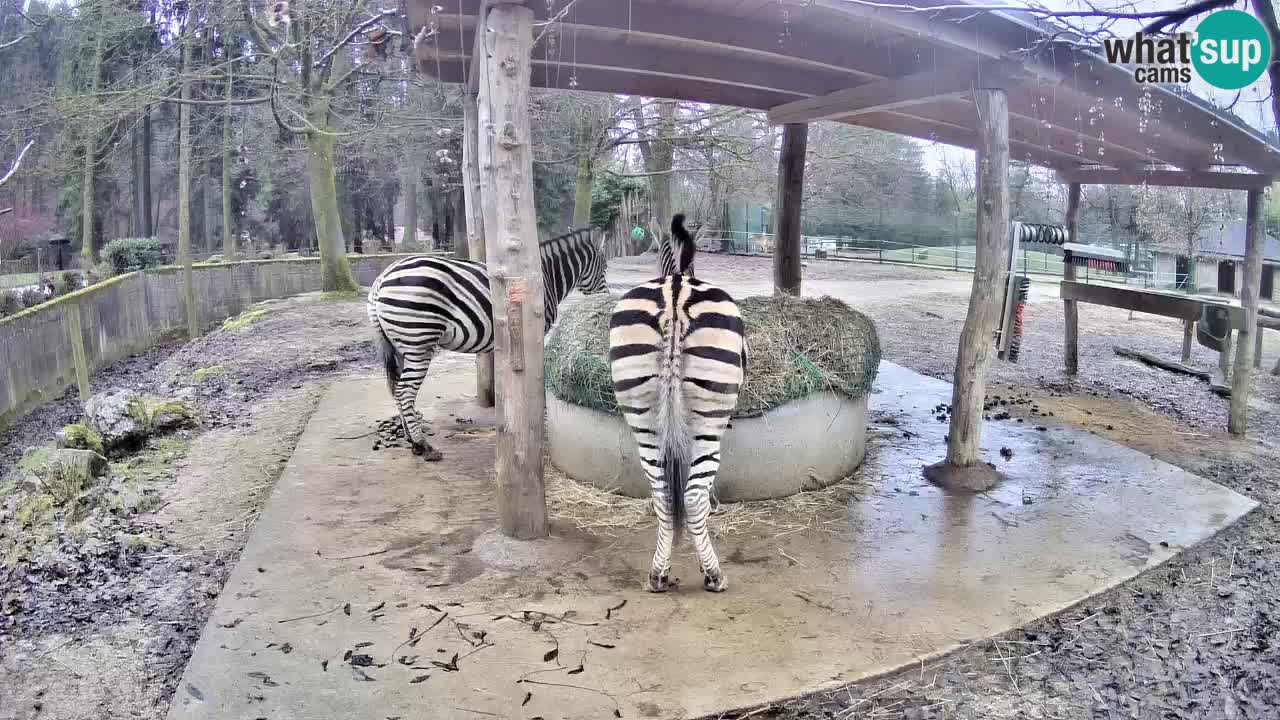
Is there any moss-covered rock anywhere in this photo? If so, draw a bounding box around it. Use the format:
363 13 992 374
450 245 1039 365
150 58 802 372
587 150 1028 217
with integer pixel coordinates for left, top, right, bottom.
85 391 195 452
56 422 106 455
222 307 270 331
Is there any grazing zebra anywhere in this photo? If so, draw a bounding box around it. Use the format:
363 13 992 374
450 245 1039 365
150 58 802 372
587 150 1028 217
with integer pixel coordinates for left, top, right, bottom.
368 228 607 460
609 214 747 593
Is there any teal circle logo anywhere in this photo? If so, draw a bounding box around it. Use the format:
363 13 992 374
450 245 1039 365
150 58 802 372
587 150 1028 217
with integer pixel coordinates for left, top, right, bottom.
1192 10 1271 90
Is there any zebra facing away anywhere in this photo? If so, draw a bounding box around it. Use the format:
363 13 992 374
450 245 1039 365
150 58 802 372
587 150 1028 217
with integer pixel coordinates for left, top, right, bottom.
609 214 747 593
368 228 608 461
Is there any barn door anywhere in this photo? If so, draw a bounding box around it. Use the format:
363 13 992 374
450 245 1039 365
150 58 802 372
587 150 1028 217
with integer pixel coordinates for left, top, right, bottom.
1218 260 1236 294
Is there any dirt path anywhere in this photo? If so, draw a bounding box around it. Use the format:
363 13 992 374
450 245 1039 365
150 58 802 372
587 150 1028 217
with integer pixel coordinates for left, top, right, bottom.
0 293 378 720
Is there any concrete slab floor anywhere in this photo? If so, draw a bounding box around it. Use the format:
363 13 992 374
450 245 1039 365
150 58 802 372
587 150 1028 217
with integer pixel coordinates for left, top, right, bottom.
168 358 1257 720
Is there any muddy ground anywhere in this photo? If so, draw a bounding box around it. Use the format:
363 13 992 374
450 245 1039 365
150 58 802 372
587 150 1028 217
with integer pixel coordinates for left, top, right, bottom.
0 293 377 720
2 256 1278 719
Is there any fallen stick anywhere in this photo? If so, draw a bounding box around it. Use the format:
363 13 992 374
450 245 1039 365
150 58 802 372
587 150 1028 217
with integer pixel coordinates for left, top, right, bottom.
1113 346 1210 380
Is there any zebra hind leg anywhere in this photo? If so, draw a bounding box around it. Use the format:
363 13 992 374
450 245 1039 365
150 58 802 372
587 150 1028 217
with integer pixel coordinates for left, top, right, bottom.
394 348 442 461
639 457 675 592
687 435 727 592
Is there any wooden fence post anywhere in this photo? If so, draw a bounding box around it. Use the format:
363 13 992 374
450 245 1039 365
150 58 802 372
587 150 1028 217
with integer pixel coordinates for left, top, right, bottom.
925 88 1010 492
1063 182 1081 374
773 122 807 295
65 301 91 403
477 0 547 539
463 89 495 408
1229 188 1265 435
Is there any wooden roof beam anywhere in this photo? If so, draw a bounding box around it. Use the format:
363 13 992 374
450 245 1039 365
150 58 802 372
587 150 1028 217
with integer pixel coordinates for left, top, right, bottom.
849 111 1081 170
767 61 1025 125
423 27 852 100
426 0 919 81
1056 168 1273 190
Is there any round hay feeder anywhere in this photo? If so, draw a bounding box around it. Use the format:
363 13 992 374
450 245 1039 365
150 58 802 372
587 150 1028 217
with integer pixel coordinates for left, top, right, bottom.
544 294 881 502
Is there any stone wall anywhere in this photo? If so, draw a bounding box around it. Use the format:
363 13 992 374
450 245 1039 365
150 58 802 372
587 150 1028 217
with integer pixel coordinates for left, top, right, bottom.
0 255 416 429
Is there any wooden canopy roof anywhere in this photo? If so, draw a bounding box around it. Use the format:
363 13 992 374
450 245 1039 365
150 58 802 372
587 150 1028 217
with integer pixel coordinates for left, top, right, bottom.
407 0 1280 179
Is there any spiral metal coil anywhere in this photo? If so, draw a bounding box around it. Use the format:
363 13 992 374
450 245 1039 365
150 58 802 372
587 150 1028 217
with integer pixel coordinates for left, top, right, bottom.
1014 223 1068 246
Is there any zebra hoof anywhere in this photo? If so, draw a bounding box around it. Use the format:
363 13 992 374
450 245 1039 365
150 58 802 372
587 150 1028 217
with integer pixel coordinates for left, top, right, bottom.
645 572 670 593
412 443 444 461
703 572 727 593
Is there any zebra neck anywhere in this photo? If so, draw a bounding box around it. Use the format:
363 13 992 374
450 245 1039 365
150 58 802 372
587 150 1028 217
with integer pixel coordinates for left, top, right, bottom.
539 246 585 308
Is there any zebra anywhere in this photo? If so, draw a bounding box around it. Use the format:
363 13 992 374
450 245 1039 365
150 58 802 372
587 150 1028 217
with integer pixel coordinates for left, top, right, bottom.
368 228 608 460
608 214 747 593
655 216 695 277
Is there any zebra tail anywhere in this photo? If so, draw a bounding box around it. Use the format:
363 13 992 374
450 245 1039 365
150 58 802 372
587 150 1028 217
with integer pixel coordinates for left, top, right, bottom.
656 322 690 540
371 315 402 395
671 213 696 274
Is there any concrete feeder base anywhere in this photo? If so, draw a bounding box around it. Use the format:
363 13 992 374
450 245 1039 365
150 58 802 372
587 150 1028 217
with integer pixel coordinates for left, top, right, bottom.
545 390 868 501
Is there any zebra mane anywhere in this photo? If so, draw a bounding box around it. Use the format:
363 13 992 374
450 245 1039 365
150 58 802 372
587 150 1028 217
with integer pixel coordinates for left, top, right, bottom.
539 227 596 251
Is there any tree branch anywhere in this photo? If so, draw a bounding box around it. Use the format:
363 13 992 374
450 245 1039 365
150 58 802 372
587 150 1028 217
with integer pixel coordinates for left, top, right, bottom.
314 9 397 69
269 59 307 135
1142 0 1236 33
0 139 34 189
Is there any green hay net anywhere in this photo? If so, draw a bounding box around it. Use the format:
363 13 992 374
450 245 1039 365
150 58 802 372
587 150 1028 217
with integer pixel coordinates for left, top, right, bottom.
545 293 881 417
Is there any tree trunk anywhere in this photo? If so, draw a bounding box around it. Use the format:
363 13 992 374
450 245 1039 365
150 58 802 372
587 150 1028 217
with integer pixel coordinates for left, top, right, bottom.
925 88 1010 492
130 125 140 237
478 2 547 539
178 33 199 339
633 99 676 234
773 123 807 295
572 114 594 226
1229 189 1265 435
305 102 358 292
140 108 153 238
463 90 495 408
80 27 105 265
202 160 214 255
403 168 418 251
222 61 235 260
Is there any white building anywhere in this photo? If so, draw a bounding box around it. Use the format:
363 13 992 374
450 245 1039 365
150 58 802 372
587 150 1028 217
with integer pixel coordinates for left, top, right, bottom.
1150 221 1280 301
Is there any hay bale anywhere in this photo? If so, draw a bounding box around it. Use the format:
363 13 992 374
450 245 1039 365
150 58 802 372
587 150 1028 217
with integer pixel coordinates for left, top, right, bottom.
545 293 880 416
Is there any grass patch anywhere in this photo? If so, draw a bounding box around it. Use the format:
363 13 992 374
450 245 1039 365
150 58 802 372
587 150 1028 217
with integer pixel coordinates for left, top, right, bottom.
112 435 190 484
17 447 51 473
191 365 226 383
320 290 364 302
222 307 270 331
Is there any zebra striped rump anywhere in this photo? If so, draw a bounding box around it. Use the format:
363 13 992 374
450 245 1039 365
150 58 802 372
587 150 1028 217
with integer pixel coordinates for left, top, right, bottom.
609 215 745 593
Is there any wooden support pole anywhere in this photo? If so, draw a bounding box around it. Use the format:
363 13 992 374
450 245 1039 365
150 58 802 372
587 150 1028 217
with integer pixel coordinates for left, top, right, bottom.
65 302 91 403
1229 188 1265 435
1063 183 1081 375
1182 318 1194 362
926 88 1009 492
462 89 495 408
1219 331 1233 380
773 122 807 295
477 1 547 539
1255 324 1263 369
